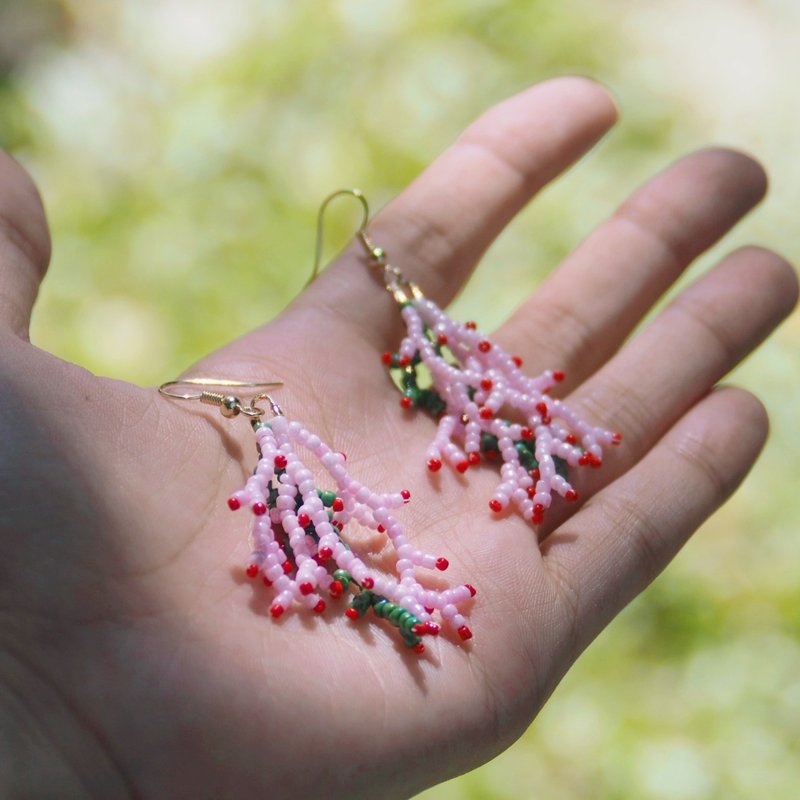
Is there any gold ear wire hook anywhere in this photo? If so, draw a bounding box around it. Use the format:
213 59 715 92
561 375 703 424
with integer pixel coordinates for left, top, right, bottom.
158 378 283 419
309 187 389 287
309 187 424 305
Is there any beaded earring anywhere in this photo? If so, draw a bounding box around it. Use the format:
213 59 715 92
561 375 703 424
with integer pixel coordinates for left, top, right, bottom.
313 189 622 528
159 379 474 653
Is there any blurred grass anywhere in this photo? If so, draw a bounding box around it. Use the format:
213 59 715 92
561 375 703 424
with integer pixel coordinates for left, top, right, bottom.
1 1 798 797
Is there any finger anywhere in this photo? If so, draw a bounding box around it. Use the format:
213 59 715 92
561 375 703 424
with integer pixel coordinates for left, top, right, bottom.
495 148 768 387
295 77 618 342
0 152 51 339
540 246 797 533
540 386 768 658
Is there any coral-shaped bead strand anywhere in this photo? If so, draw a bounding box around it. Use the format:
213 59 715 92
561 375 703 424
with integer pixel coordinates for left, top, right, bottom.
386 296 622 525
229 414 474 651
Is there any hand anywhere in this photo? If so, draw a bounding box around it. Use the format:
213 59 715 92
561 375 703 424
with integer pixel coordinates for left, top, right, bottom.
1 77 796 799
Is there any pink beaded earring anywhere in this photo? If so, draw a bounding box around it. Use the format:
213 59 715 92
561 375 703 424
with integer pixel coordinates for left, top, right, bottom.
313 189 622 528
158 379 474 653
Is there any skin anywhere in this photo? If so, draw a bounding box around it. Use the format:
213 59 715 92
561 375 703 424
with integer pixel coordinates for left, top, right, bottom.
0 77 796 798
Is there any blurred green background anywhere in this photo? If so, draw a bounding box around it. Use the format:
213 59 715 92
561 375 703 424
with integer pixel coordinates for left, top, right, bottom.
1 0 798 797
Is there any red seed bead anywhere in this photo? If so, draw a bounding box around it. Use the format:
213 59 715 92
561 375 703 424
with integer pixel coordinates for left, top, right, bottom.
227 496 241 511
381 351 393 365
274 454 288 469
456 460 470 474
533 503 545 515
437 334 448 346
425 621 440 635
427 457 442 473
436 557 449 571
612 432 623 444
485 449 499 460
413 623 427 636
532 514 544 525
282 560 293 574
299 582 313 596
520 427 533 440
297 512 311 528
400 489 411 502
565 434 577 445
512 355 523 367
479 407 493 420
262 576 272 587
467 451 481 465
345 607 360 621
377 524 385 533
480 378 493 391
535 402 548 416
413 642 426 654
399 396 413 410
318 546 333 561
270 604 284 619
332 498 345 512
398 355 411 368
530 468 541 481
527 486 536 499
477 340 491 353
565 489 579 502
578 454 591 466
329 580 343 597
489 499 503 513
457 625 473 641
252 502 267 516
361 577 374 589
553 370 565 382
245 563 259 578
465 584 477 598
314 599 326 614
465 321 477 330
424 607 434 614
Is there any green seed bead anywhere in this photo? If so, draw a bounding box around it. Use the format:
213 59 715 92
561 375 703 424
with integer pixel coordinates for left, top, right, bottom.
402 372 419 390
481 433 499 451
318 490 337 507
353 591 373 613
399 612 419 634
372 598 388 617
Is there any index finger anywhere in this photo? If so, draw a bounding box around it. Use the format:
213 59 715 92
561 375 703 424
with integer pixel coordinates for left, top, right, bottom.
293 77 618 345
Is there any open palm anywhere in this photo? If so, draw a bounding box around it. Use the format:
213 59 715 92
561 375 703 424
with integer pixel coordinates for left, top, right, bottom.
1 78 796 799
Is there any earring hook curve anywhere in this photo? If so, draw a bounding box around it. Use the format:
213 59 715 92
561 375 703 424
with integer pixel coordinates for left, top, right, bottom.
308 187 371 287
158 378 284 419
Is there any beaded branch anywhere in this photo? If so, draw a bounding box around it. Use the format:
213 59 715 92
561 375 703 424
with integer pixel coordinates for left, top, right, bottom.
310 187 622 528
228 412 474 652
381 297 621 525
157 381 475 653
